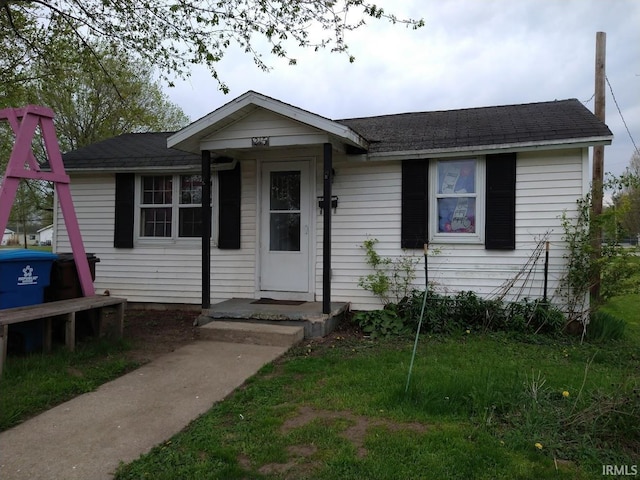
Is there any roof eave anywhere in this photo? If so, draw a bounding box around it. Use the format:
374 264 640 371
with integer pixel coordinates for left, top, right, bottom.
63 164 201 174
355 136 613 161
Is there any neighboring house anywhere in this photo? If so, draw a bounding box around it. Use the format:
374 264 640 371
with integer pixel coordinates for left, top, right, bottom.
36 224 54 246
54 91 612 310
1 228 14 246
10 231 38 246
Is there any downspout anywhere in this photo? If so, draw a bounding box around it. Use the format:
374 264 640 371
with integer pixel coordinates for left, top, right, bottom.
322 143 332 314
202 150 212 309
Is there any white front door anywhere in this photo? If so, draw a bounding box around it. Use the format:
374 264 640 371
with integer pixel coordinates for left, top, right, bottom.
260 160 311 294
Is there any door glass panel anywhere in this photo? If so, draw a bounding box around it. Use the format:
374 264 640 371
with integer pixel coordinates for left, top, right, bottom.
269 170 301 251
270 171 300 210
270 213 301 251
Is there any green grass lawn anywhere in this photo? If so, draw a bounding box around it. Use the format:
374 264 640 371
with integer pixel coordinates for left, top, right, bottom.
0 245 52 252
114 296 640 480
600 293 640 338
0 338 138 431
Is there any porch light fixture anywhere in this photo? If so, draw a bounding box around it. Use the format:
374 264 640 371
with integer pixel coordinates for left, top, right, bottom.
251 136 269 147
318 195 339 213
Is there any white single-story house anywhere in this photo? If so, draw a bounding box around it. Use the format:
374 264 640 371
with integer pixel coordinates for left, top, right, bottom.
2 228 14 246
37 224 53 245
54 91 612 312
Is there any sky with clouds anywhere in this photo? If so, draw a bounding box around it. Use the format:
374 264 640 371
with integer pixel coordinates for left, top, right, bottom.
164 0 640 177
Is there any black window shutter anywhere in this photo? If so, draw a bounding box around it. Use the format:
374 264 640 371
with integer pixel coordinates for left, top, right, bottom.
114 173 135 248
401 160 429 249
485 153 516 250
218 162 241 249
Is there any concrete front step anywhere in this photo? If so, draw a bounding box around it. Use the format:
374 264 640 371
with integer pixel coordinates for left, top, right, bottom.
199 320 304 347
198 299 350 338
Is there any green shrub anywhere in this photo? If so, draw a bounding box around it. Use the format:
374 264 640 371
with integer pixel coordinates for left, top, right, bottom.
398 290 456 334
358 290 567 338
507 298 565 334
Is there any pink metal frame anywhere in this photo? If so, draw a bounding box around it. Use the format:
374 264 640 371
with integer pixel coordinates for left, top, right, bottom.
0 105 95 296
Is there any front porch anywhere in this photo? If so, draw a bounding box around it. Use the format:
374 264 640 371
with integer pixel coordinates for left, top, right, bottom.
197 298 350 338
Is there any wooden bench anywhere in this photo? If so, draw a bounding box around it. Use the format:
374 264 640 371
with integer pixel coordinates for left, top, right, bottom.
0 295 127 375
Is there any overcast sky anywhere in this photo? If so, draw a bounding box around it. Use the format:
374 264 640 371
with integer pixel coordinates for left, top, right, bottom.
164 0 640 178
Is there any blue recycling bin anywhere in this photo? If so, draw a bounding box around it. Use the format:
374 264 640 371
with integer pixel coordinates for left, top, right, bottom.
0 249 58 352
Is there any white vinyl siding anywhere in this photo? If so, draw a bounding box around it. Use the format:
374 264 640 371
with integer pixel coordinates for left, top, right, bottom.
55 146 586 310
315 148 587 310
315 160 402 309
54 163 258 304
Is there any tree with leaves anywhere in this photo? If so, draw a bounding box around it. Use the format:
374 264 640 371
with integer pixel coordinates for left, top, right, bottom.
7 181 53 248
1 26 190 242
31 35 190 151
0 1 423 92
612 151 640 242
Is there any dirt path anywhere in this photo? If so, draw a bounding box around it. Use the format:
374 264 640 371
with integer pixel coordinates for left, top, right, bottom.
122 308 201 363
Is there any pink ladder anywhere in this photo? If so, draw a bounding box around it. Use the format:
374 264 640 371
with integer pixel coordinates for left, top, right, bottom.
0 105 95 296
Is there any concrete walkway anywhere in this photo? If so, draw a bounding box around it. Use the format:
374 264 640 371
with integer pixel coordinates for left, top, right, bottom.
0 340 290 479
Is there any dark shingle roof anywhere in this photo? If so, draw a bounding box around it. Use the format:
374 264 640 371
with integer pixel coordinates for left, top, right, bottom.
337 99 612 154
62 132 196 170
61 99 611 170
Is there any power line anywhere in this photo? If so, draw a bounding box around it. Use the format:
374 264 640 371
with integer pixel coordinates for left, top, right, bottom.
582 92 595 104
605 75 640 156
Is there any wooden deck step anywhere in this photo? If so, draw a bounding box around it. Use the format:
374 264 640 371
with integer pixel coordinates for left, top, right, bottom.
198 321 304 347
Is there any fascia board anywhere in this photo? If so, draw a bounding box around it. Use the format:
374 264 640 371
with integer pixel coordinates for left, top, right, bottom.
353 136 614 161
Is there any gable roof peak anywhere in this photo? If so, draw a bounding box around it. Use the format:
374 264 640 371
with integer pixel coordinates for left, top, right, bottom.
167 90 368 153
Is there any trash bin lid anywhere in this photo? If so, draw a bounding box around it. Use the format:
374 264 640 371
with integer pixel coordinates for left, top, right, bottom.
55 252 97 261
0 249 58 262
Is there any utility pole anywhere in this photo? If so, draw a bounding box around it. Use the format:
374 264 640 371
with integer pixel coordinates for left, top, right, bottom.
590 31 606 302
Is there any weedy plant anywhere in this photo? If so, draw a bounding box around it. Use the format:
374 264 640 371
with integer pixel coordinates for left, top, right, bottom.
585 311 626 342
357 238 420 306
355 238 421 338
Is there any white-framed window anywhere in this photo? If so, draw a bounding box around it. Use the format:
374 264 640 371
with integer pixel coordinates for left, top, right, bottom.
137 173 213 241
430 157 485 244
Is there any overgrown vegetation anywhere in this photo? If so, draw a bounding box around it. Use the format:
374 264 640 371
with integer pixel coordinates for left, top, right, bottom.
356 290 566 339
560 173 640 322
356 239 565 339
